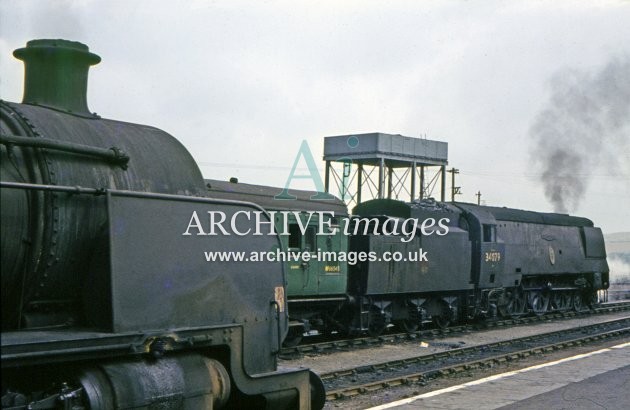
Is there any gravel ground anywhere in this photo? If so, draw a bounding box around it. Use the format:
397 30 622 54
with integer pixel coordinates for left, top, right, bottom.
282 311 630 376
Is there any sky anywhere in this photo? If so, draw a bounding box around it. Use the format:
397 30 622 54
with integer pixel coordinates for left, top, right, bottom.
1 0 629 233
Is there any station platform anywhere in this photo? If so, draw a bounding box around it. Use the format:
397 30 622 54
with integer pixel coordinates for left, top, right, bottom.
368 341 630 410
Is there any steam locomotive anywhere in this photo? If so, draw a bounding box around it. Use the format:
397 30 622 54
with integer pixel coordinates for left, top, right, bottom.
1 40 324 409
206 178 610 343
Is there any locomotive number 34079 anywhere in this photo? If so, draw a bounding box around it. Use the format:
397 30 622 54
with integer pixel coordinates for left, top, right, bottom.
484 251 501 262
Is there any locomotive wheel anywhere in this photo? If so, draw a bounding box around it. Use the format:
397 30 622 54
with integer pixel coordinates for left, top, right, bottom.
553 292 572 311
395 302 421 332
399 320 418 333
433 314 450 329
432 300 452 329
504 291 526 318
367 306 387 337
572 292 585 312
529 291 549 316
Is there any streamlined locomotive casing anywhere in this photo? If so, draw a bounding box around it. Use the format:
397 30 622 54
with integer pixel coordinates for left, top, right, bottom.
456 203 609 291
1 39 321 409
351 198 609 322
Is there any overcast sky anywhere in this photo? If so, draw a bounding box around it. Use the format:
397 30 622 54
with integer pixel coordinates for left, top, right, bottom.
1 0 629 233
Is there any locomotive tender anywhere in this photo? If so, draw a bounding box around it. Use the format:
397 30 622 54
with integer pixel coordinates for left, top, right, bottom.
207 174 610 340
1 39 323 409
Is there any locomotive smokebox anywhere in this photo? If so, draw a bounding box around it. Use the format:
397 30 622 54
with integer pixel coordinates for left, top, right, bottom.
13 39 100 115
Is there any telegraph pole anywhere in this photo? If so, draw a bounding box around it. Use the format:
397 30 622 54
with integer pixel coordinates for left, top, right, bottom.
448 168 461 202
476 191 482 205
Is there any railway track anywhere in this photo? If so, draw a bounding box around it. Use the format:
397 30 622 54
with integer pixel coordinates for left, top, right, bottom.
322 316 630 402
281 300 630 356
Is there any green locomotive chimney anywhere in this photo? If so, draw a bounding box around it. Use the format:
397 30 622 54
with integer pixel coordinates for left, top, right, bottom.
13 39 101 115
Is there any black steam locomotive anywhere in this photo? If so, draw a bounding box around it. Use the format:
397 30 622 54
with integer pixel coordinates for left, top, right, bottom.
347 198 610 332
206 178 610 340
1 40 323 409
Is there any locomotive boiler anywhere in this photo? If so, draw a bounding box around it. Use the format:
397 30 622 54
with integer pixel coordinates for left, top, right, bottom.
1 39 323 409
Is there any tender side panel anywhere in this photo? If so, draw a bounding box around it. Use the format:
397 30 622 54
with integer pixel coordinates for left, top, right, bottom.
353 228 471 295
106 192 286 376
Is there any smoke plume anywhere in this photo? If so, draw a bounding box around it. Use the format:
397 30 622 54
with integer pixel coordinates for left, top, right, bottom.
608 254 630 285
529 57 630 213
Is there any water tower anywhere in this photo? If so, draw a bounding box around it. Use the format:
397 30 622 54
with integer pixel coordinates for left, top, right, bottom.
323 132 448 209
